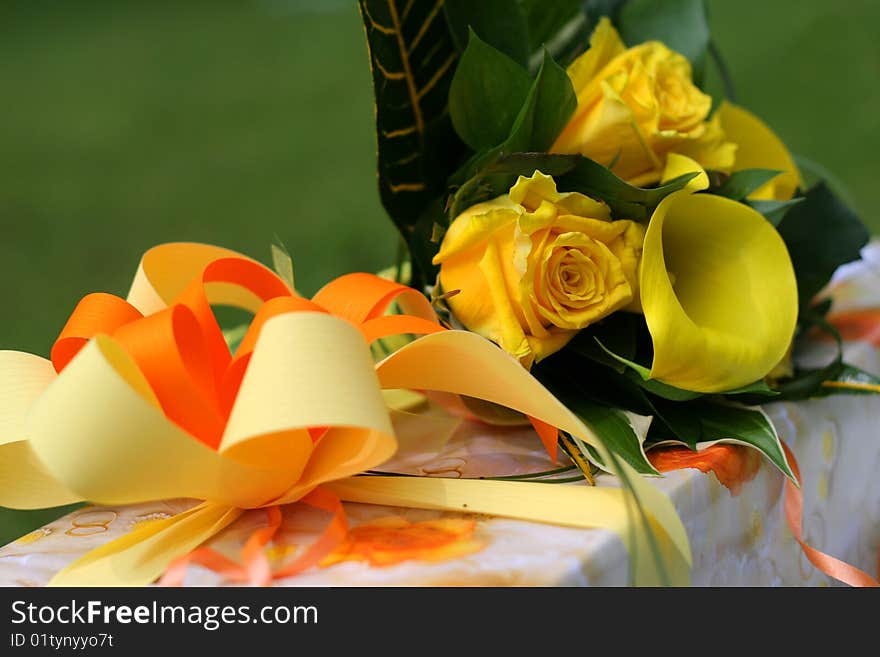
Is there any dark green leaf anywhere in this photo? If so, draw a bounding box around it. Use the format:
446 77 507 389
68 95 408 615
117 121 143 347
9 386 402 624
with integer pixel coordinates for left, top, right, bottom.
541 379 658 475
714 169 781 201
772 315 844 402
449 31 533 151
533 351 657 420
566 313 639 373
583 0 628 32
645 397 702 450
701 404 795 480
444 0 530 67
449 52 577 192
776 182 869 311
408 197 447 288
774 361 845 402
594 339 705 401
745 197 804 227
358 0 466 288
707 40 737 103
637 378 705 402
593 337 780 402
520 0 583 50
506 49 578 153
721 379 779 398
617 0 710 65
809 297 834 319
556 157 697 220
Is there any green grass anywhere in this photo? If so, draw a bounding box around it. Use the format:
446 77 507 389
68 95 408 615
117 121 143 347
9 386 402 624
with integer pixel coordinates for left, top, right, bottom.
1 0 878 546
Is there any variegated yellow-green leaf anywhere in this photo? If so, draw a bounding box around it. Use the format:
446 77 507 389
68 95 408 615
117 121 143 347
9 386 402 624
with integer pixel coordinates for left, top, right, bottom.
358 0 465 286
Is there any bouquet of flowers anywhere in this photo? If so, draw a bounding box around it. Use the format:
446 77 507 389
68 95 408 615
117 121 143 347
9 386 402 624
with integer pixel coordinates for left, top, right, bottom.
359 0 874 480
1 0 876 587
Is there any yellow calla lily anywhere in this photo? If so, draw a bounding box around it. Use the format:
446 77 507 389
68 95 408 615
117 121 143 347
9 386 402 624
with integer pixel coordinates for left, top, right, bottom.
640 173 798 392
718 102 803 201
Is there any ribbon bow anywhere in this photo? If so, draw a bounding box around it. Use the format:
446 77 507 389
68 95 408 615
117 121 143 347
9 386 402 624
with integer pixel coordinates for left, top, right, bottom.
0 243 690 586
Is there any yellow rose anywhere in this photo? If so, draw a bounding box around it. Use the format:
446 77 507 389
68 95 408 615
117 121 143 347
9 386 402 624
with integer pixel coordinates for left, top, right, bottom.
552 17 736 186
433 172 645 367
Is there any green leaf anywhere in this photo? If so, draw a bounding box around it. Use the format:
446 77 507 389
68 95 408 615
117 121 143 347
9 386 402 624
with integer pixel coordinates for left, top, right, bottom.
594 338 704 401
358 0 466 289
721 379 779 398
812 363 880 397
444 0 530 67
714 169 782 201
534 349 657 417
270 242 295 291
707 40 737 103
520 0 583 50
637 378 705 402
449 31 533 151
449 52 577 192
448 152 579 218
745 197 804 227
505 49 578 153
645 397 702 449
408 197 448 287
566 313 639 373
584 0 628 32
776 182 869 311
650 399 796 481
592 337 778 402
617 0 710 65
697 403 796 481
223 324 249 355
771 314 844 402
556 157 697 220
543 380 659 475
594 337 651 379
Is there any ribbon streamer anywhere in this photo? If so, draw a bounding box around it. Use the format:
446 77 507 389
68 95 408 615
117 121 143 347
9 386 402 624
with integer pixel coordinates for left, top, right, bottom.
780 443 879 587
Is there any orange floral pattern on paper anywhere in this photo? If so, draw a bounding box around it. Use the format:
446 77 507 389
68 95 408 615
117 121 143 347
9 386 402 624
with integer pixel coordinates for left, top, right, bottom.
321 517 484 568
648 444 762 496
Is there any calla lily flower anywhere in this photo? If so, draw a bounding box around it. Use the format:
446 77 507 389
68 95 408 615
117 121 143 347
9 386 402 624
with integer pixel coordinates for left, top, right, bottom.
640 158 799 392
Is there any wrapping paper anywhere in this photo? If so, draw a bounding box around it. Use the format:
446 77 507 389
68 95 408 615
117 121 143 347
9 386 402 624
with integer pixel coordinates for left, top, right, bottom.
1 384 878 586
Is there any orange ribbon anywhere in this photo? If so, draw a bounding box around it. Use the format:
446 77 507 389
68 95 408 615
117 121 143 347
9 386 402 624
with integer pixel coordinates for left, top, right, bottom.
160 489 348 586
649 444 762 496
826 309 880 346
654 442 879 586
780 443 879 587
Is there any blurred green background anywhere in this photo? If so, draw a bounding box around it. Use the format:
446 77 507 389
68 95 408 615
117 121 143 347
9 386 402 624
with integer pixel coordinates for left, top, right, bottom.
1 0 878 545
